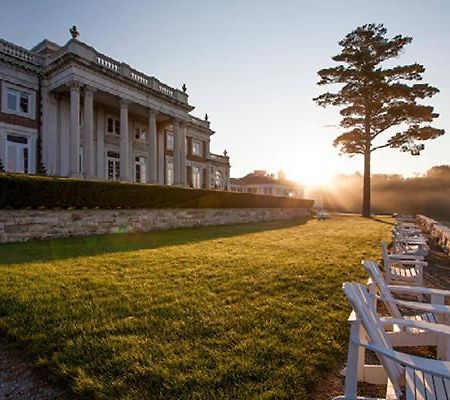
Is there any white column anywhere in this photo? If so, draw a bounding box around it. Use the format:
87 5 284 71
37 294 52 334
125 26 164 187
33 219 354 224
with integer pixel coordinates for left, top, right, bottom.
148 109 158 183
173 119 181 185
157 125 165 184
119 99 130 181
59 97 70 176
42 92 58 175
83 86 95 179
205 164 211 189
96 108 105 179
29 135 37 174
179 122 187 186
69 81 81 177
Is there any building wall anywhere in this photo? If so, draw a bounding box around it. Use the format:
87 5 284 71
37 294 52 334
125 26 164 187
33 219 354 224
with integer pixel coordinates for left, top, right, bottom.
0 62 39 173
0 207 310 243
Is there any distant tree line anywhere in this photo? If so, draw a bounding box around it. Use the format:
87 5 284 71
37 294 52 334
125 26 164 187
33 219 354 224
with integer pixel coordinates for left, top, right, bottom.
315 165 450 221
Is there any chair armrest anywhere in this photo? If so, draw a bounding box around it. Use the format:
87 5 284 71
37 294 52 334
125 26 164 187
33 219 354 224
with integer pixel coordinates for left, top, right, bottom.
391 259 428 266
381 318 450 335
388 254 424 261
363 341 450 380
381 298 450 314
388 285 450 298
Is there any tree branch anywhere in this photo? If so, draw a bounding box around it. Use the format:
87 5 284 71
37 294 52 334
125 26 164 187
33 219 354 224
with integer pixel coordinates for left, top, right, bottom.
371 143 392 152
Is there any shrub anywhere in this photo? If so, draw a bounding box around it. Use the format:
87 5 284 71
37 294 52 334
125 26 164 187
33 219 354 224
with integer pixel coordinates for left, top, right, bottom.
0 174 314 210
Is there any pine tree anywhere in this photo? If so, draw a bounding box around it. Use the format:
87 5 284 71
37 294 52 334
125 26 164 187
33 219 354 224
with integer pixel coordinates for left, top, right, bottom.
0 158 4 173
313 23 444 217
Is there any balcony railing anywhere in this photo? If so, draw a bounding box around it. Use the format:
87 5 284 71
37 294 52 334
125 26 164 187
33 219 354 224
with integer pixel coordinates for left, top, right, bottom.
0 38 44 66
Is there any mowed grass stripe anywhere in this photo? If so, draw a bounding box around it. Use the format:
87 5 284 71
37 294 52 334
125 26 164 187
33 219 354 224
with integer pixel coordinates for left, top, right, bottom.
0 215 392 399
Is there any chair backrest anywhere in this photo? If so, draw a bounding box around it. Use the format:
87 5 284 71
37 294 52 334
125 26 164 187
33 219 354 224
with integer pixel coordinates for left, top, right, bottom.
380 241 391 270
362 260 402 319
342 282 403 397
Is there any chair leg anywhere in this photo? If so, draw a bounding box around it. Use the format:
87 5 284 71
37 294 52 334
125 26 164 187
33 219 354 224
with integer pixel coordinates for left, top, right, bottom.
344 319 362 398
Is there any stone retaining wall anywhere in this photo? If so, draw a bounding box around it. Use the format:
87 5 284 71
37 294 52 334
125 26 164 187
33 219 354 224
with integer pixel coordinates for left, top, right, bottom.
0 208 310 243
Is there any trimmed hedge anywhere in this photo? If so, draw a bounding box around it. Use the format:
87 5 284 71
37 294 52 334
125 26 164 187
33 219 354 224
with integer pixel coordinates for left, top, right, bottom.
0 174 314 210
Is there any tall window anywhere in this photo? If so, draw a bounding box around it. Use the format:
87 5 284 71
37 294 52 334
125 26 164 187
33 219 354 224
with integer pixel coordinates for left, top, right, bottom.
134 127 147 142
166 159 174 185
135 156 147 183
6 89 31 116
192 166 202 189
214 170 222 188
107 117 120 136
192 139 202 156
5 134 30 173
107 151 120 181
166 132 174 150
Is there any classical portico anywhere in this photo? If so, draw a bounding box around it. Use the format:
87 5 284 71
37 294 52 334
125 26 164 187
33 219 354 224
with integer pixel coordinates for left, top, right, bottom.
60 79 191 186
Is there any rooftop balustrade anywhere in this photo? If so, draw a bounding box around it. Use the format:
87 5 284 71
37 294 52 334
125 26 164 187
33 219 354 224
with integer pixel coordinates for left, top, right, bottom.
188 115 211 129
0 38 44 66
67 40 188 104
0 37 188 105
210 153 229 163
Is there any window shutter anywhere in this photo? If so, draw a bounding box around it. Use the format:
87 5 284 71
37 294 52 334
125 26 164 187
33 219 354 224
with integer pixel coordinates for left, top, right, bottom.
203 142 207 158
187 166 193 187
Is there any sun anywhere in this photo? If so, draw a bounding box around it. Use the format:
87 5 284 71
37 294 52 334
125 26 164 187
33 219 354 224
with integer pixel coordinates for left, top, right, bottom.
296 168 332 187
284 151 336 187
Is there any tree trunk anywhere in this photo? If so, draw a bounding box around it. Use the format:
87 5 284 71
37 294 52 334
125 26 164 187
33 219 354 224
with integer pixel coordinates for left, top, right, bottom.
362 149 371 217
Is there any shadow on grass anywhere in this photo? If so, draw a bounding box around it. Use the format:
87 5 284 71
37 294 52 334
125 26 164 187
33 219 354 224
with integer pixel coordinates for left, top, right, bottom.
368 216 395 226
0 218 309 265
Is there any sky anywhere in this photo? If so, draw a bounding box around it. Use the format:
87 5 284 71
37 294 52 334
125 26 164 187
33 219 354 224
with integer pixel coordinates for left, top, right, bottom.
1 0 449 186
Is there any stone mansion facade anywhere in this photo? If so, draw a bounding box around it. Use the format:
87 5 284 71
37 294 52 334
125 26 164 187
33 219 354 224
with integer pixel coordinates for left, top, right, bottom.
0 30 230 189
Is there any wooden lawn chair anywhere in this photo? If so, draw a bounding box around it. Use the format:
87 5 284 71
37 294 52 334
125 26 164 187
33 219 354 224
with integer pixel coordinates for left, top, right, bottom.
381 241 426 287
333 282 450 400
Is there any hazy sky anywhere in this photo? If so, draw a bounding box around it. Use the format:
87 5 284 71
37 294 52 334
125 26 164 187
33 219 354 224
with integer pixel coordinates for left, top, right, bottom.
1 0 449 185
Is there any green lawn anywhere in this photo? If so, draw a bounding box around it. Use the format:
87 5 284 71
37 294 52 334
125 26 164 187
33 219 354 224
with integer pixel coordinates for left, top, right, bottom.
0 215 392 399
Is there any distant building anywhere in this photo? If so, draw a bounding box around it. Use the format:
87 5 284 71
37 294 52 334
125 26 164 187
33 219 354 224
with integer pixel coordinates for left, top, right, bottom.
229 170 304 198
0 29 230 189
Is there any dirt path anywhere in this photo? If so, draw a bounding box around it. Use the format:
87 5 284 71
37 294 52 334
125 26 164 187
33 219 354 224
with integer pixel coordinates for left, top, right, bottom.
0 337 64 399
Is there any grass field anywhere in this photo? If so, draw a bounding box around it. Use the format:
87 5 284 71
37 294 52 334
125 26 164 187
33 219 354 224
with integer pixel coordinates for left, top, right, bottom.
0 215 392 399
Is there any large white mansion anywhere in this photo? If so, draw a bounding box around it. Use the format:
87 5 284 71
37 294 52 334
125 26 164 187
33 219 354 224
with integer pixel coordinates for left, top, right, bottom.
0 28 230 189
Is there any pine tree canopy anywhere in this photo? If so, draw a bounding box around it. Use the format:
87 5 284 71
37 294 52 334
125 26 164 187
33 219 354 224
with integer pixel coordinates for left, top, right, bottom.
313 23 444 157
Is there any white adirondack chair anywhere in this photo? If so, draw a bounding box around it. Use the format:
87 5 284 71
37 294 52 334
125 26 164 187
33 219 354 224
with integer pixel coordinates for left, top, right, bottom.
392 230 429 257
333 282 450 400
317 210 329 220
381 241 426 286
363 260 450 358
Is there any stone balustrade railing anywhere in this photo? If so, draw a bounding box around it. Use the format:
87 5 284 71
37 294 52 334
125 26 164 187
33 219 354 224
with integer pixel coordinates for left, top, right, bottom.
0 38 44 66
0 36 189 104
188 115 210 129
81 42 188 104
417 214 450 253
210 153 229 163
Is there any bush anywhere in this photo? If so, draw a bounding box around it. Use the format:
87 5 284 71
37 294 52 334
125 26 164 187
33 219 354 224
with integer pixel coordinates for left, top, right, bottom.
0 174 314 210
